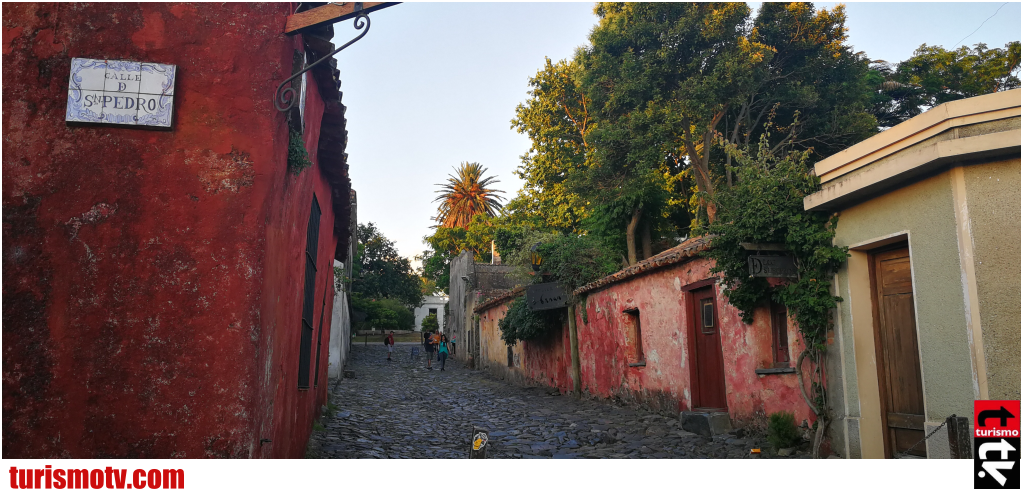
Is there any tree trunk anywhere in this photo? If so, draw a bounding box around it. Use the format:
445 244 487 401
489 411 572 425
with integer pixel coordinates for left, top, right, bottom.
640 219 652 261
568 303 582 397
626 207 641 265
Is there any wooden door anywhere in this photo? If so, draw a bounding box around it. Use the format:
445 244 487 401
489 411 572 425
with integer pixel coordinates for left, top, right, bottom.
690 287 728 411
871 246 926 458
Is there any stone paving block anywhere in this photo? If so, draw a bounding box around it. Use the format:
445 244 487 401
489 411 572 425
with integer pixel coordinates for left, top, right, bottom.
304 344 810 459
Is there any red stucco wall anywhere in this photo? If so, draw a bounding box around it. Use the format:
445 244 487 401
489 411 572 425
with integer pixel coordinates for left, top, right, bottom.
478 302 573 390
254 50 338 458
477 256 815 427
3 3 339 458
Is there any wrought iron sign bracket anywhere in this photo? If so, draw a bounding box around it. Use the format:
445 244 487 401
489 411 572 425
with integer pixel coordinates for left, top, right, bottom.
274 12 371 112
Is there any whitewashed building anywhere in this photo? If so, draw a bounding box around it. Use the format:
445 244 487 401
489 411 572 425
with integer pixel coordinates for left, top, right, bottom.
414 294 448 332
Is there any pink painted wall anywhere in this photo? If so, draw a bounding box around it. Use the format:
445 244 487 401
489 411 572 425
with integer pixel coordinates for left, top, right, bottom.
476 256 815 427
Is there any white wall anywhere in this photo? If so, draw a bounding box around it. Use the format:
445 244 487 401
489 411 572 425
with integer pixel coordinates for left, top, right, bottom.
328 260 352 381
414 294 448 332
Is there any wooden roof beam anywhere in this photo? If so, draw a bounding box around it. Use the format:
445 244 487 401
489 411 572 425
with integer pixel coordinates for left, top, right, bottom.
285 2 400 34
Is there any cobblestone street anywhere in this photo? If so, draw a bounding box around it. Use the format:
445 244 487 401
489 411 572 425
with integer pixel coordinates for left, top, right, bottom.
307 344 808 459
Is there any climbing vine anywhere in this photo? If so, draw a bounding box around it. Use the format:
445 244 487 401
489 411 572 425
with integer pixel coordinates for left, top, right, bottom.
288 128 312 174
498 296 563 346
704 136 849 458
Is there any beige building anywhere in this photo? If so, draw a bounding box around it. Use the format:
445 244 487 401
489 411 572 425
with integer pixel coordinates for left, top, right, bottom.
805 89 1021 459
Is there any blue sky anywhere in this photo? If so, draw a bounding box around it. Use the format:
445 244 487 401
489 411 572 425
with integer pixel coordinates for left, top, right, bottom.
330 1 1021 262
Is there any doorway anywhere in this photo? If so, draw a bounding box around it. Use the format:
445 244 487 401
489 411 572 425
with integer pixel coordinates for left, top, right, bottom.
689 286 727 411
870 245 926 458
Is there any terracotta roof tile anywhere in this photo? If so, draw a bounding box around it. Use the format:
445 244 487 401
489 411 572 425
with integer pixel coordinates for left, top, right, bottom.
473 286 526 314
472 236 715 312
573 236 714 295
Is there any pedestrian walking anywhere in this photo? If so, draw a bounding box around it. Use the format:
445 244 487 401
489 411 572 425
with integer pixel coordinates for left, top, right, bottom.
450 333 457 356
424 330 435 370
438 334 450 371
385 331 394 361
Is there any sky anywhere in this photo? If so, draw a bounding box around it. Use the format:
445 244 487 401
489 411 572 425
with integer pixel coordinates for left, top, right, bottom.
330 1 1022 263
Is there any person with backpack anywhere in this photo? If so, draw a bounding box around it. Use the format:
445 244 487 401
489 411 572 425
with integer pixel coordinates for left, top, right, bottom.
384 331 394 361
423 329 435 370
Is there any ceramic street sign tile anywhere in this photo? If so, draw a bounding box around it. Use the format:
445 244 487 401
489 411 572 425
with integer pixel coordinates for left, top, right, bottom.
66 57 176 128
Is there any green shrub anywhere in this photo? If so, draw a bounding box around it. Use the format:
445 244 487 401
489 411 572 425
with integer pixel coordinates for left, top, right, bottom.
536 234 621 292
498 296 562 345
351 296 414 330
420 313 439 333
766 411 800 449
288 128 312 174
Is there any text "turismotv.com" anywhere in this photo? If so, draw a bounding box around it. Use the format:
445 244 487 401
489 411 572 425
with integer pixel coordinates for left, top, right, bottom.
9 466 184 490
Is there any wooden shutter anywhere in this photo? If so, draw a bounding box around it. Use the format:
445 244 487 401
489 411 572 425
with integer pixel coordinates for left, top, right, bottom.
772 302 790 365
298 196 321 389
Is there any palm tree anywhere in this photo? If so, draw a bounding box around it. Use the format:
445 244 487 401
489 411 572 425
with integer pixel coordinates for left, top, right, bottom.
433 162 506 228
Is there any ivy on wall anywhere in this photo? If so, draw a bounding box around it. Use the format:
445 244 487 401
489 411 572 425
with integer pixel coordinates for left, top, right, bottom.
498 296 563 346
288 128 312 175
703 136 849 457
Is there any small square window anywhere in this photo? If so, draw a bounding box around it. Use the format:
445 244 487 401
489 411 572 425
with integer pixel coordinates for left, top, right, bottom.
701 299 714 328
772 302 790 366
624 308 644 366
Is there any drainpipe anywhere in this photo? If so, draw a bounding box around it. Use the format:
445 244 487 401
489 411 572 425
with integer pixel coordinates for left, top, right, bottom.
567 303 581 397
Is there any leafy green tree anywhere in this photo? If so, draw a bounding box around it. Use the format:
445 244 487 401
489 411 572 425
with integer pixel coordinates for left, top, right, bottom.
351 296 415 330
419 214 498 294
352 222 423 309
508 2 878 262
580 2 773 231
420 313 439 333
870 42 1021 127
509 57 593 234
730 3 877 158
433 162 506 228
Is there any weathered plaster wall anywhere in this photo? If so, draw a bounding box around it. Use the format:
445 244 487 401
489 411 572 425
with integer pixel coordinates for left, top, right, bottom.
474 257 813 427
575 260 811 424
447 250 472 355
328 261 352 381
2 3 339 458
478 302 510 376
252 36 338 459
964 158 1022 400
477 299 572 389
831 171 974 458
414 295 448 332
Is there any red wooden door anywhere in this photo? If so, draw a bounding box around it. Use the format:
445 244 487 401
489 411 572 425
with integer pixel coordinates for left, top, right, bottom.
871 246 926 458
691 287 727 411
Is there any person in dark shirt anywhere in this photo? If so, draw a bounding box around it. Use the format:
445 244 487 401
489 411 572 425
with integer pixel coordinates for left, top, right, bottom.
423 329 435 370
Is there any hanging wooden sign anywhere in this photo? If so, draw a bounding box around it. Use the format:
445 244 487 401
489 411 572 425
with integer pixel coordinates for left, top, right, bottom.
527 282 568 311
748 255 798 278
